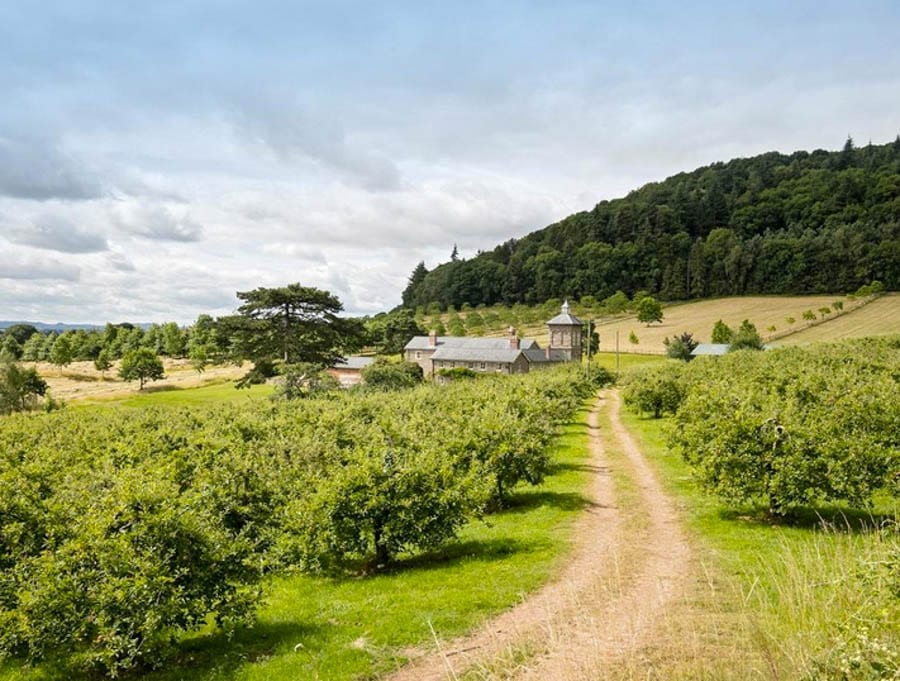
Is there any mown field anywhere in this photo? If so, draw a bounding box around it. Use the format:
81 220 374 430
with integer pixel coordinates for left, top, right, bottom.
419 294 892 354
775 293 900 346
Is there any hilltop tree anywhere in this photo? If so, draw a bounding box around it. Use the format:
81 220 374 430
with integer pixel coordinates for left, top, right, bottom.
118 348 165 390
401 261 429 308
636 296 664 325
227 283 364 367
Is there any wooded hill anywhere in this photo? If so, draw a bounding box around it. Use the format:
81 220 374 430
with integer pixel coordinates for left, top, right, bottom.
403 137 900 310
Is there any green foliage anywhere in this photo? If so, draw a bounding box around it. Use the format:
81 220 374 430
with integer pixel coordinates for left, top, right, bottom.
664 332 698 361
227 283 363 366
622 363 686 418
93 349 112 375
711 319 734 343
663 338 900 515
628 330 639 344
729 319 764 351
402 141 900 309
0 367 591 674
802 309 817 321
436 367 477 380
603 290 630 314
118 348 165 389
360 360 423 390
0 358 48 414
272 363 341 400
49 334 74 370
365 309 424 355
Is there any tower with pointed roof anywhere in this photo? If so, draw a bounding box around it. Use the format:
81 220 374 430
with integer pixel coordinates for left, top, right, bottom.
546 299 583 361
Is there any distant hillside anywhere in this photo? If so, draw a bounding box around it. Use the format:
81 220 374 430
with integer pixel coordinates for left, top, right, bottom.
0 321 102 333
403 138 900 309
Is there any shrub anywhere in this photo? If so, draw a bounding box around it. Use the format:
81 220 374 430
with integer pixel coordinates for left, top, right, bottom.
664 332 698 361
622 364 686 418
0 358 48 414
361 360 423 390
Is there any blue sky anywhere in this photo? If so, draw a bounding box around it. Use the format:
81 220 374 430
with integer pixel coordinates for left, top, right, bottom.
1 1 899 322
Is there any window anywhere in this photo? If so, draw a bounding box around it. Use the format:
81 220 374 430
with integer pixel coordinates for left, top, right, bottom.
480 362 486 370
415 351 421 359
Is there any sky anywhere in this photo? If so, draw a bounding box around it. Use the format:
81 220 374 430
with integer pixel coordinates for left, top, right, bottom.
1 1 899 324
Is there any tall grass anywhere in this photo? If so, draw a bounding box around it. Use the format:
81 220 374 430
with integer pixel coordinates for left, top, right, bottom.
616 410 899 680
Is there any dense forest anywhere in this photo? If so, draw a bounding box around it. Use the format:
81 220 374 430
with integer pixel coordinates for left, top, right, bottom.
403 137 900 309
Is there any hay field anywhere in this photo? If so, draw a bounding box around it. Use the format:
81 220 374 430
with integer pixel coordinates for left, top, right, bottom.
773 293 899 346
589 295 857 354
30 358 247 403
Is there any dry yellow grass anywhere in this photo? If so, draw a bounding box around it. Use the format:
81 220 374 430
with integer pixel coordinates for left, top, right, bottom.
773 293 900 346
588 295 859 354
29 358 247 403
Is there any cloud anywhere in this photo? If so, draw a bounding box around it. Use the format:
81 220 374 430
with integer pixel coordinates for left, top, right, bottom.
232 98 403 191
110 201 203 242
0 252 81 281
0 136 105 200
5 213 109 253
106 251 136 272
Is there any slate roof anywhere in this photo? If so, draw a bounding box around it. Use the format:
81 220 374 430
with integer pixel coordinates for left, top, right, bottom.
691 343 730 356
405 335 538 351
332 356 376 369
431 347 524 363
522 347 570 363
546 300 583 326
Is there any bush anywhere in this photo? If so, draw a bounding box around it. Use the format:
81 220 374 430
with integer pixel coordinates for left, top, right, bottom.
273 362 341 399
361 360 423 390
622 364 686 418
664 332 698 361
668 340 899 515
729 319 764 351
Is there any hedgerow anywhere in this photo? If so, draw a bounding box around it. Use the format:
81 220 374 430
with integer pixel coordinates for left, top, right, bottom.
0 365 591 674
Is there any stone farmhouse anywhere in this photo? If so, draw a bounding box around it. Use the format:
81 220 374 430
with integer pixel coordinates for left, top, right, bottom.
404 301 584 377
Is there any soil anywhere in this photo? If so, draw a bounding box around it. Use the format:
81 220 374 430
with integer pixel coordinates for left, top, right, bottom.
384 389 692 680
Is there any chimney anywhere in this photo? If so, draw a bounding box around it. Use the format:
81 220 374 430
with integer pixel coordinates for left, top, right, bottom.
428 329 438 347
508 326 519 350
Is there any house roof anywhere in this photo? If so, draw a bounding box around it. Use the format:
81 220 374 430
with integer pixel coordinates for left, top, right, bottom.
405 335 538 351
691 343 730 356
332 356 376 370
547 300 583 326
522 347 570 363
431 346 525 363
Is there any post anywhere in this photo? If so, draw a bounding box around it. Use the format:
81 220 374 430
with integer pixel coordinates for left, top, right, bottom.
615 330 620 372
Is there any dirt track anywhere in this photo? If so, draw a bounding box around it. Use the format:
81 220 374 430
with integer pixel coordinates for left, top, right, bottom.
385 389 692 680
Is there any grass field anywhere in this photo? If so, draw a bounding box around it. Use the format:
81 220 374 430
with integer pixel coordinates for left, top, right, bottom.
1 403 595 681
774 293 900 346
612 409 899 679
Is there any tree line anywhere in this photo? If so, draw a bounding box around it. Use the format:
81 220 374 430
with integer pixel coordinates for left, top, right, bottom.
403 137 900 310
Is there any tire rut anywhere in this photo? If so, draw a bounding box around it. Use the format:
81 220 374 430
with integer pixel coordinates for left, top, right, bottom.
383 389 691 681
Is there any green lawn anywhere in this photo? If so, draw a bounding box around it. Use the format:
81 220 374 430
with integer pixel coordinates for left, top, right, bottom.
2 405 594 681
616 409 899 679
78 380 275 408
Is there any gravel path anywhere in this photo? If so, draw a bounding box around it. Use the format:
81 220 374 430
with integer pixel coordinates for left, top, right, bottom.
385 389 692 680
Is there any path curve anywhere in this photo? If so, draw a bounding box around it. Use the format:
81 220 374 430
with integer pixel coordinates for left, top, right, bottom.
384 389 692 681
